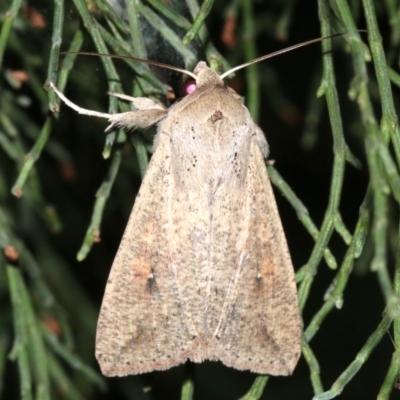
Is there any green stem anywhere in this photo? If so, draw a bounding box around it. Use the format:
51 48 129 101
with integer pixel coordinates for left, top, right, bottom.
183 0 214 44
0 0 24 68
46 0 64 109
238 376 269 400
241 0 259 121
313 315 392 400
302 338 323 394
304 190 371 341
377 217 400 398
362 0 400 165
77 148 122 260
8 267 33 400
298 0 348 311
126 0 147 59
11 117 53 198
8 266 51 400
56 29 84 93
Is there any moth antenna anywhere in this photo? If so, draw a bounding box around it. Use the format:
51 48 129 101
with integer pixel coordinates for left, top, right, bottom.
220 31 367 80
59 51 197 80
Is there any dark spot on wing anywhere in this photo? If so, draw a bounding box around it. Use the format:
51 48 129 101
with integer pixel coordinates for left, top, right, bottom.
210 110 223 123
146 269 157 293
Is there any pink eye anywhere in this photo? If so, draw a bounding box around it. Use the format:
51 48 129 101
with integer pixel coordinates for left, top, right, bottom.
182 79 196 96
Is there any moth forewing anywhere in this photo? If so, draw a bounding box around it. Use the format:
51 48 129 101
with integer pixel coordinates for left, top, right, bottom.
212 134 301 375
96 133 199 376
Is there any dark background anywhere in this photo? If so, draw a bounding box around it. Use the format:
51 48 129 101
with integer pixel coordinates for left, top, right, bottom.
0 0 398 399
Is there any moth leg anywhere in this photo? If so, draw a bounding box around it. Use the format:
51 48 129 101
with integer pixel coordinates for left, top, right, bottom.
107 92 137 102
48 82 112 119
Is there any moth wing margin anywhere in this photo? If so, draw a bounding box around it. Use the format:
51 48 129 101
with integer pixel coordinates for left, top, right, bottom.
96 133 198 376
213 135 302 375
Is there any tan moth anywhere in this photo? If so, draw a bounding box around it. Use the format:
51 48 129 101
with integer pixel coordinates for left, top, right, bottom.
47 38 343 377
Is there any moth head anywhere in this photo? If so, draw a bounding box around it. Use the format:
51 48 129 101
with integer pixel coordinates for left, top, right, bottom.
180 61 224 97
192 61 224 89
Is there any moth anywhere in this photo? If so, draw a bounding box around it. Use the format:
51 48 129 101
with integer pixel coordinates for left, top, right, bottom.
48 39 335 377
